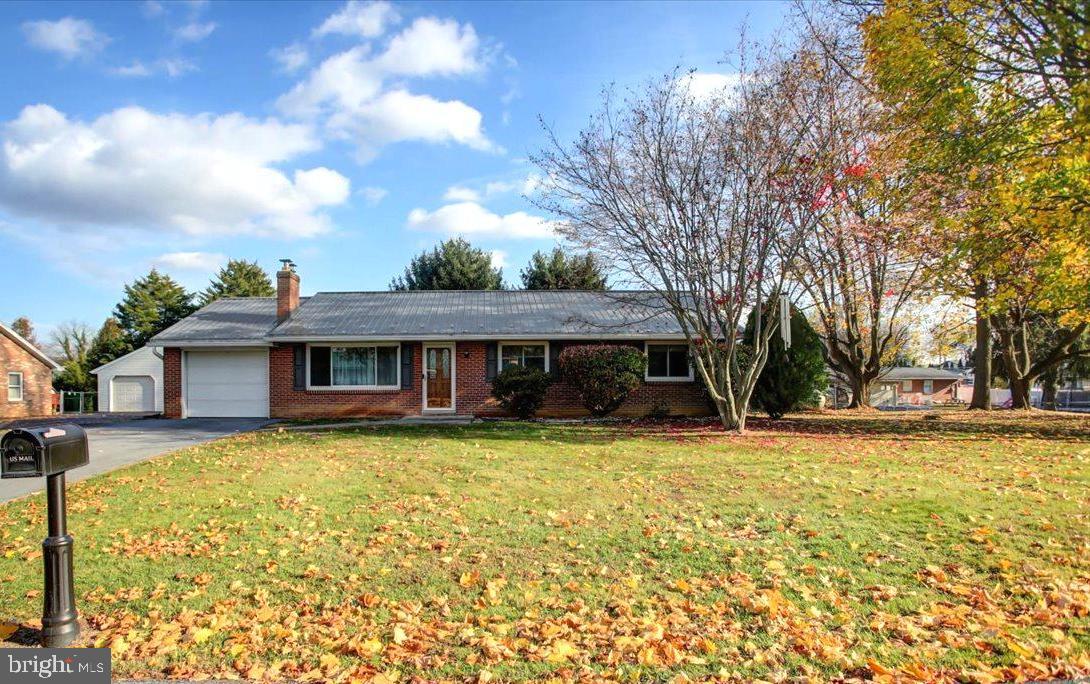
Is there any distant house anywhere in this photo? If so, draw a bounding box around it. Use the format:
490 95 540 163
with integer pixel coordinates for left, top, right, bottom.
92 346 164 413
829 366 962 408
1 321 60 419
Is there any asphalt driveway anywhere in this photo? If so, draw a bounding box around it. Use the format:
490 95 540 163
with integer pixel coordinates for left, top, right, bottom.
0 418 270 503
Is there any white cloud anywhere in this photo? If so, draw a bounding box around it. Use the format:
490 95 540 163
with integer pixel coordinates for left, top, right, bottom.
175 21 216 42
112 58 196 78
278 13 495 161
681 72 742 101
376 17 481 76
445 173 542 203
153 251 226 272
0 104 350 239
141 1 165 18
22 17 109 59
358 186 388 205
407 202 556 240
314 0 399 39
489 250 508 269
443 185 480 202
271 42 309 74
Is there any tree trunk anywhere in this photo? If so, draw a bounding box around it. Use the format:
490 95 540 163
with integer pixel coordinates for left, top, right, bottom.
1009 375 1032 409
969 282 992 410
847 376 872 408
1041 370 1058 411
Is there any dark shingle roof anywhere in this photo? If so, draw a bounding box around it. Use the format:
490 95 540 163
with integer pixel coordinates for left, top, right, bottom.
149 297 282 345
268 290 685 340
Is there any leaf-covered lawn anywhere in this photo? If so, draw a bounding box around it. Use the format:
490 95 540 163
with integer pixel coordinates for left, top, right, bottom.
2 412 1089 682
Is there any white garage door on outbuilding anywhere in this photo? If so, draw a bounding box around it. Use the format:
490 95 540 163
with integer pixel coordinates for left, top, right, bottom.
111 376 156 412
93 346 164 413
184 349 269 418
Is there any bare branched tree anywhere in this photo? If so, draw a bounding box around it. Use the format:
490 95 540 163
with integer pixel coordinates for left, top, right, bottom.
532 53 832 431
789 30 939 408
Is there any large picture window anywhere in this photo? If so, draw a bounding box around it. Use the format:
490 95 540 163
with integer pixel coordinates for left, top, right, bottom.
500 343 547 372
309 345 399 388
645 344 692 381
7 372 23 401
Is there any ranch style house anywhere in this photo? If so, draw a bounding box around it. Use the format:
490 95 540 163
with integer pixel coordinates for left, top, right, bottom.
149 264 710 420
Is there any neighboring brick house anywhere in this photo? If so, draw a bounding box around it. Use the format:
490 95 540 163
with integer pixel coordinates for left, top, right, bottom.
1 322 60 420
829 366 962 408
150 264 712 420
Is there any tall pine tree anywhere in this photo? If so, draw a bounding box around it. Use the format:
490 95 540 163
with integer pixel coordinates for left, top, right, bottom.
114 269 195 348
200 259 275 306
520 248 608 290
88 317 132 369
390 238 503 290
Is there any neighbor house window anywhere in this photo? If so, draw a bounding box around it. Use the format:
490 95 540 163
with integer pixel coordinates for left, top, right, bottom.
901 379 913 392
7 372 23 402
645 344 692 381
500 343 547 372
923 379 933 394
309 345 399 388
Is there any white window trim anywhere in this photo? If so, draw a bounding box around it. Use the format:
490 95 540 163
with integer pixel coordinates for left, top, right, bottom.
901 379 913 392
923 379 933 394
644 342 694 382
7 372 23 402
306 342 401 391
497 341 550 374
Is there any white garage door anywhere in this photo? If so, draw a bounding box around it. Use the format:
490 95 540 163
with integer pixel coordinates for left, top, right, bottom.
111 376 155 412
185 350 268 418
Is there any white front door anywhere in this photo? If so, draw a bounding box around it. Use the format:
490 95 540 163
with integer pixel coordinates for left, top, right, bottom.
423 344 455 411
185 350 269 418
111 376 155 412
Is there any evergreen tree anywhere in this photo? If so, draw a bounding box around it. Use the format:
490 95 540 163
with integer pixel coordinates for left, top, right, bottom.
200 259 275 306
520 248 608 290
9 316 40 348
744 303 828 420
114 269 196 348
390 238 503 290
88 317 132 369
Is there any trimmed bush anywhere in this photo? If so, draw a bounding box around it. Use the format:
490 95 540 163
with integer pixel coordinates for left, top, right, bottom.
558 345 647 417
491 366 552 419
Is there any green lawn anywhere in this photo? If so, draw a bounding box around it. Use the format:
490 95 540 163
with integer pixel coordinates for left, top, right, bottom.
2 412 1089 682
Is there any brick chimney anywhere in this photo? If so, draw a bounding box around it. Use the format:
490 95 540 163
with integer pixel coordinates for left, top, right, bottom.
277 259 300 322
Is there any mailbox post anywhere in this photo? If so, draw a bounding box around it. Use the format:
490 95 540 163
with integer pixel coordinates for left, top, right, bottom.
2 424 89 647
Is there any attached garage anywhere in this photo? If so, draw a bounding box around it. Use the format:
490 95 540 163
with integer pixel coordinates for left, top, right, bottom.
93 346 163 413
184 349 269 418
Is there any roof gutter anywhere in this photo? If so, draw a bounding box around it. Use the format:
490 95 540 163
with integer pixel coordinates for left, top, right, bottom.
267 333 692 342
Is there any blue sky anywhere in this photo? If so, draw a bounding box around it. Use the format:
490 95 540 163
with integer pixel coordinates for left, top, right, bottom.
0 0 789 337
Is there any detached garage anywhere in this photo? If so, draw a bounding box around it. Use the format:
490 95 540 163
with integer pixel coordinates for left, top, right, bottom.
93 346 164 413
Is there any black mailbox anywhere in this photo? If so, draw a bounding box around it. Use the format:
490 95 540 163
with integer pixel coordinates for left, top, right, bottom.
2 424 89 479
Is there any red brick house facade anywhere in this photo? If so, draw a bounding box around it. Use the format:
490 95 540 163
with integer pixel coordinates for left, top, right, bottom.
1 322 60 420
152 265 713 420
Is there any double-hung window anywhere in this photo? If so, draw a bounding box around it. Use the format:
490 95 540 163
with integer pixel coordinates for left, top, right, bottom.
901 379 913 392
645 344 692 381
500 343 547 372
7 372 23 402
923 379 933 394
309 345 399 389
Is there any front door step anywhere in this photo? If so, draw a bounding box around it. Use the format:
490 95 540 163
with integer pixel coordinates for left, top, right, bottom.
401 414 473 424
